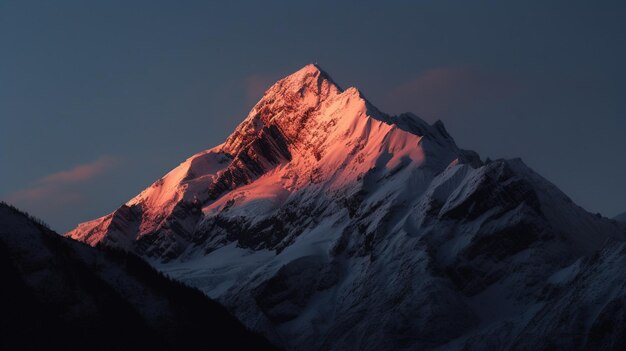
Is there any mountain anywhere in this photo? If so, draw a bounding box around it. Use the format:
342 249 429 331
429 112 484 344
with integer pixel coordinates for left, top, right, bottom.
0 202 276 350
67 64 626 350
615 212 626 222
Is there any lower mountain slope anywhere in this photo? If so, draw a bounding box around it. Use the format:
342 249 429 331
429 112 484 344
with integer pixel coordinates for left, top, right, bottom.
0 202 276 351
153 157 626 350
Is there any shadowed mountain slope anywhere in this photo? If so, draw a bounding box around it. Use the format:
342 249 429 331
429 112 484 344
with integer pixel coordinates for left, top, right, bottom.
0 202 276 351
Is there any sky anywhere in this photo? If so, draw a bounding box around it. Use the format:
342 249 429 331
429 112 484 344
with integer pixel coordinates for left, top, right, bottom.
1 0 625 232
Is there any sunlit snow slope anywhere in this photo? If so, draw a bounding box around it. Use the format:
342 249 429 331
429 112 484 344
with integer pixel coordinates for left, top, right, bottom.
67 64 626 351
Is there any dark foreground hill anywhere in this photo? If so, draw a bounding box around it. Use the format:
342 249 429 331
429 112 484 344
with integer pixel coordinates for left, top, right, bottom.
0 202 276 350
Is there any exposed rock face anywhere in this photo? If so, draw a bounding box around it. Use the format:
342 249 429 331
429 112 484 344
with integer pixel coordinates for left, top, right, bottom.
67 64 626 350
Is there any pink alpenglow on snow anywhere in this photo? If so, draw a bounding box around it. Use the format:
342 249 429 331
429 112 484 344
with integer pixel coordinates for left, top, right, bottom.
66 65 626 351
67 64 475 249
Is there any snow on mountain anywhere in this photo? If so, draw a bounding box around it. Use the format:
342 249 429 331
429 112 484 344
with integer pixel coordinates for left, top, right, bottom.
0 202 276 350
67 64 626 350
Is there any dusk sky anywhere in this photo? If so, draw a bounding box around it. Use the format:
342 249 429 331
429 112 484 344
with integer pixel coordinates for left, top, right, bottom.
1 0 625 232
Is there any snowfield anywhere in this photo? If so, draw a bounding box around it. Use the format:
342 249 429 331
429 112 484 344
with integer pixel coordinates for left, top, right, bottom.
67 64 626 350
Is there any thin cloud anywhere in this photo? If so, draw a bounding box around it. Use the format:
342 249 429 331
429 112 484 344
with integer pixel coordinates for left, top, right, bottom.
384 66 523 120
4 155 119 204
40 155 118 184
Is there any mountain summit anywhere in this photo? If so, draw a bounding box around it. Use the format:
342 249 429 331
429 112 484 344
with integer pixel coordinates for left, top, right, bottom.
68 64 478 255
67 65 626 350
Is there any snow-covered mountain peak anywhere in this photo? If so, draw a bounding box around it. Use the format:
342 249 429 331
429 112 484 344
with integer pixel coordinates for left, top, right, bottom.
277 63 339 92
275 63 338 91
221 64 453 158
221 64 340 155
66 64 626 350
67 65 481 251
